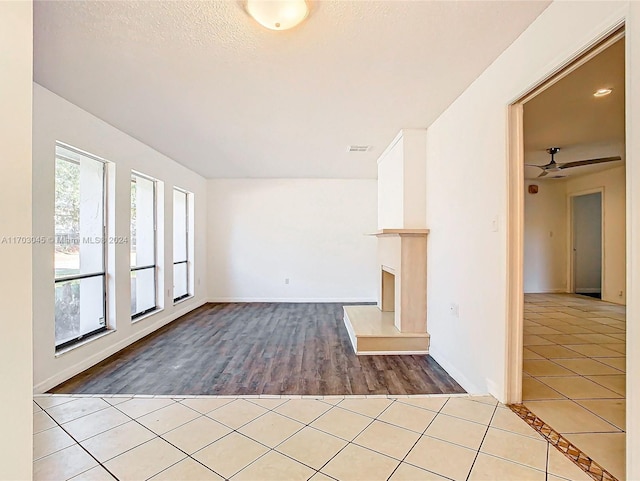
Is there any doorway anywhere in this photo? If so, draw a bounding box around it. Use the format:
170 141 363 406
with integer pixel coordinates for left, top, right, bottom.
509 30 627 480
571 191 603 298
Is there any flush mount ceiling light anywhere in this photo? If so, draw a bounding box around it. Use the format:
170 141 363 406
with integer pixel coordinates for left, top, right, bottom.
246 0 309 31
593 88 613 97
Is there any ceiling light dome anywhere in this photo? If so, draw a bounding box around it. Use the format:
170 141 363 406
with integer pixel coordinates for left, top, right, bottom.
246 0 309 31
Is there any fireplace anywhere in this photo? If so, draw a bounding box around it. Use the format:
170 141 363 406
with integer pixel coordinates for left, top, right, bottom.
342 129 430 354
342 229 429 355
381 268 395 312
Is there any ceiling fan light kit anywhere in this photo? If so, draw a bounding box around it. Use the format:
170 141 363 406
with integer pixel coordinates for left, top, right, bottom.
525 146 621 179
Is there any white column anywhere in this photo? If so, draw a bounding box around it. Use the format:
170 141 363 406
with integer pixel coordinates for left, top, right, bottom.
0 1 33 478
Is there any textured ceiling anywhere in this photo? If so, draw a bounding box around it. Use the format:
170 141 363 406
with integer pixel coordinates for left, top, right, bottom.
524 38 625 180
34 1 550 179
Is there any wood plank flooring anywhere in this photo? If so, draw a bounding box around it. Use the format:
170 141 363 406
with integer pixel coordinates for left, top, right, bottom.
51 303 465 396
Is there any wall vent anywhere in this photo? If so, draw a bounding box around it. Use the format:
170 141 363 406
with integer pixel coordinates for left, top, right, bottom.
347 145 372 152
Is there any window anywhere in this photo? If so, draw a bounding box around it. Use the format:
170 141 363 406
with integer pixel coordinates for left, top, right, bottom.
173 188 190 301
54 144 107 350
131 173 157 318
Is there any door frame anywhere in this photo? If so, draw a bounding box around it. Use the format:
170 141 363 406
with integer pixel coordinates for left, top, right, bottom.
505 24 625 406
567 188 605 297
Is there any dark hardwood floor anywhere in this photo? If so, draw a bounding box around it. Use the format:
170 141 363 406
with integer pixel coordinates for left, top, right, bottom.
51 303 465 396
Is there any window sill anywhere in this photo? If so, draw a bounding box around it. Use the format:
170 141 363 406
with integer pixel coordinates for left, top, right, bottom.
55 328 116 357
173 294 194 306
131 307 164 325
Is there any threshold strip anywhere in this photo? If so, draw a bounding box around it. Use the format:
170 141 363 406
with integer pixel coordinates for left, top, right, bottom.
509 403 618 481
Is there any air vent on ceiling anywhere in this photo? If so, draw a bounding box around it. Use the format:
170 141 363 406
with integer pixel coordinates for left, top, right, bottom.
347 145 372 153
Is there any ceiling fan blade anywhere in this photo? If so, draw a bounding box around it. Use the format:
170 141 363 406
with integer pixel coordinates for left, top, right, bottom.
525 164 546 169
558 156 622 170
537 170 549 178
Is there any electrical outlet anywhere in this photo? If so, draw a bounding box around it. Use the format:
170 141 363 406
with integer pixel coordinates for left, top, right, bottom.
284 278 290 285
449 303 459 318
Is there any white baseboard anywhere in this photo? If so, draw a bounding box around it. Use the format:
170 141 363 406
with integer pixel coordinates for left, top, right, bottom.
575 288 602 293
208 297 377 303
356 350 430 355
524 288 567 294
34 300 208 394
428 345 486 395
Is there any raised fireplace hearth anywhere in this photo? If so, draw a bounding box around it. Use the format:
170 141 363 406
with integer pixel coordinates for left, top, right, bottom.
343 229 429 354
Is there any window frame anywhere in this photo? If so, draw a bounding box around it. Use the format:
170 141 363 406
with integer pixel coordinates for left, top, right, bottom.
54 144 108 351
173 188 190 303
130 171 159 320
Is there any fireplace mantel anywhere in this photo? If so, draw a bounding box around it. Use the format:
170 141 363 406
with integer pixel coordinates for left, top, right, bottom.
370 229 429 237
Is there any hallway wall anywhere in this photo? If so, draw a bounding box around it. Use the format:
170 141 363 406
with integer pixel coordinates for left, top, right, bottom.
424 1 639 478
0 2 33 479
524 180 567 293
523 166 626 304
424 1 633 395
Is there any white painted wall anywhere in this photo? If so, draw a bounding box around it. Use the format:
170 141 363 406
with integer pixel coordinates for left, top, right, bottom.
425 2 639 477
524 181 567 293
32 84 208 392
572 192 603 293
567 166 626 303
207 179 377 302
377 130 427 229
424 1 633 395
378 137 404 229
0 2 33 479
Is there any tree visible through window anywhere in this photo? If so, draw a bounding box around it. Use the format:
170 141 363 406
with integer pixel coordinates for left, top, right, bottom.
131 173 157 318
54 144 107 349
173 188 190 301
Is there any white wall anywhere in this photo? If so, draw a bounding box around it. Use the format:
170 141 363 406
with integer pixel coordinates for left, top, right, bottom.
425 2 640 477
524 180 567 293
0 2 33 479
32 84 208 392
567 166 626 303
207 179 377 302
377 129 427 229
424 1 633 396
378 137 404 229
524 166 626 303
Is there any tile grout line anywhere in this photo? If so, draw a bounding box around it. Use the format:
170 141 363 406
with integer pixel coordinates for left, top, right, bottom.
385 396 459 481
108 398 228 480
463 401 499 481
38 407 122 481
309 399 392 478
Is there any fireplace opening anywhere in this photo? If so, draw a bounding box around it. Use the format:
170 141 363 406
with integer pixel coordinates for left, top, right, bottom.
381 268 395 312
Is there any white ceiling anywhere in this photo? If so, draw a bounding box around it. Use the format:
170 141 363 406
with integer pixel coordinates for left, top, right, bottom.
524 38 625 180
34 1 550 179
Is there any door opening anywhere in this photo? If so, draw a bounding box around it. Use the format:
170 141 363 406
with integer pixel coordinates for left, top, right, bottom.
571 191 603 298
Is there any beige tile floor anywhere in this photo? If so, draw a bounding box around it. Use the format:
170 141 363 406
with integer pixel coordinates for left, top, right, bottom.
523 293 626 480
33 393 593 481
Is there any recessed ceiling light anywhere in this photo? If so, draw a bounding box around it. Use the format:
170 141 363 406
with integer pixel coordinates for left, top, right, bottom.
246 0 309 31
593 88 613 97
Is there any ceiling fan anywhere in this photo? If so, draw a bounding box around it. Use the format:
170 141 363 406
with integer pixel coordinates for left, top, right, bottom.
527 147 622 178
